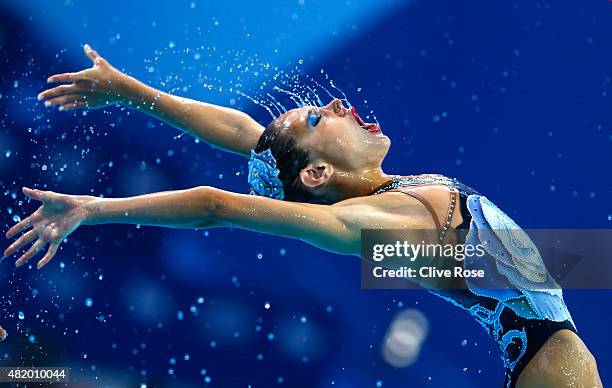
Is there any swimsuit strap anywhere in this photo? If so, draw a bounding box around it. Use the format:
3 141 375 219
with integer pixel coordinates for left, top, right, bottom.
373 176 459 242
392 188 443 231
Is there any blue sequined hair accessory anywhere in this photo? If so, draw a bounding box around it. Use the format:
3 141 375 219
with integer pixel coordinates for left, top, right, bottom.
248 149 285 200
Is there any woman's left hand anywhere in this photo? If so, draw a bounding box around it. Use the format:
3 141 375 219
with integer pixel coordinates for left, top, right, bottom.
4 187 95 269
37 44 128 111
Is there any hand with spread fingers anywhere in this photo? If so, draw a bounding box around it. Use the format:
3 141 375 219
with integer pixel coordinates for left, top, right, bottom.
4 188 95 269
37 44 129 111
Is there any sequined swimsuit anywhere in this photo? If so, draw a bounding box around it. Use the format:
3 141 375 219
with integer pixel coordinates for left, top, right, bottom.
373 175 577 388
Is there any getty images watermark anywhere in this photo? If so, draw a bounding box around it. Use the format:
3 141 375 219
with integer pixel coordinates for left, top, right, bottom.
370 240 487 280
360 229 612 290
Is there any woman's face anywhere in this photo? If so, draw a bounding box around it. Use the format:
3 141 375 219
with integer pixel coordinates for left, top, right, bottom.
278 99 391 171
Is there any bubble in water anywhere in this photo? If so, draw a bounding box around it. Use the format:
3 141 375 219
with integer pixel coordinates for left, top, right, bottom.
382 309 429 368
85 298 93 307
18 311 25 320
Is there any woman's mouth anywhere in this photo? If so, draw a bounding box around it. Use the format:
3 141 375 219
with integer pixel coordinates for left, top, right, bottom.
350 106 381 133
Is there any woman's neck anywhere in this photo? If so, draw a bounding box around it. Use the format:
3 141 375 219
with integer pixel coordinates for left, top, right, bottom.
325 168 396 203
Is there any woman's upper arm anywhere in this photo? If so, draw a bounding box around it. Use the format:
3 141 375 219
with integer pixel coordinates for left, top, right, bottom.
207 188 423 255
217 107 265 156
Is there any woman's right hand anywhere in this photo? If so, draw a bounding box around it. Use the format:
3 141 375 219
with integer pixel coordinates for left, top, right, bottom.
37 44 130 111
4 187 96 269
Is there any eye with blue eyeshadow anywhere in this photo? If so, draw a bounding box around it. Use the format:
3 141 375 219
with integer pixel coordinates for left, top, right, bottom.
307 109 321 127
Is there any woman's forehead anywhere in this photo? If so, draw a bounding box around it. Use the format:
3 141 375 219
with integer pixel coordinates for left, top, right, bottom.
278 106 311 130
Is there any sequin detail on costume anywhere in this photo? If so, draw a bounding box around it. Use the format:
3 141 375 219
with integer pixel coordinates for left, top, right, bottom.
247 149 284 200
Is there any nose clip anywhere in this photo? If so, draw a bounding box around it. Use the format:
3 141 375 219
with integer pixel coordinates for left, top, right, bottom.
333 99 342 113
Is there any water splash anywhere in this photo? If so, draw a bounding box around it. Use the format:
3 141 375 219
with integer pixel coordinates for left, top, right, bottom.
145 44 375 123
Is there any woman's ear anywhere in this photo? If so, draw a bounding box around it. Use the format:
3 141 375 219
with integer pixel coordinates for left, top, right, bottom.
299 162 334 189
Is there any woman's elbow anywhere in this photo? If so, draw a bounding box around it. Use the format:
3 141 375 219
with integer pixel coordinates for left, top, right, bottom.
194 186 224 218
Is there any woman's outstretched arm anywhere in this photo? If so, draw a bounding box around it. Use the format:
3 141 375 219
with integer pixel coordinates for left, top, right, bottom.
37 44 264 157
4 186 431 270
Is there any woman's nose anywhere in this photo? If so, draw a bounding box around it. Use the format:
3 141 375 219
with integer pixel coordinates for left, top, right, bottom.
325 99 345 116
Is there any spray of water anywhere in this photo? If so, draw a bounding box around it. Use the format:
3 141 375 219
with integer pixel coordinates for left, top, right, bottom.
145 44 377 124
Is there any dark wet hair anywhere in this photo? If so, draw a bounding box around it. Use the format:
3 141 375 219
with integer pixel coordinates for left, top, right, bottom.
254 120 327 204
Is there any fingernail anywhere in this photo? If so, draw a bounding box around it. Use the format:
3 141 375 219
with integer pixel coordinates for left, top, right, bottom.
44 101 51 107
37 93 43 101
58 106 64 111
47 77 53 83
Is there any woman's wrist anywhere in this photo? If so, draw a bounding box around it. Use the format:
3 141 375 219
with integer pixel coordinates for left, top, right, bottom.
116 73 162 110
81 197 106 226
